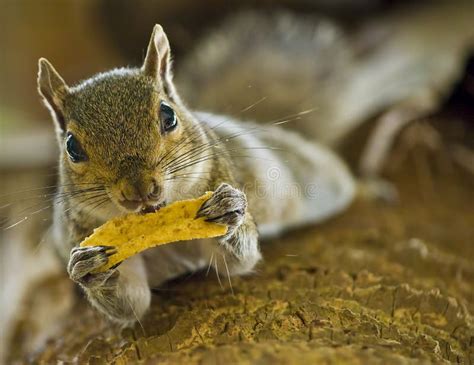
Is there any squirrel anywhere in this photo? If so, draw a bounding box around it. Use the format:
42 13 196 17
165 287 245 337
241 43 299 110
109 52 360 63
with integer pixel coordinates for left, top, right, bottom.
37 25 355 326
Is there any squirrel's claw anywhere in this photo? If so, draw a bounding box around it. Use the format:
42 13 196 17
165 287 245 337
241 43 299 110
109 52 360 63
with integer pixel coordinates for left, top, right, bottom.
197 183 247 237
68 245 119 289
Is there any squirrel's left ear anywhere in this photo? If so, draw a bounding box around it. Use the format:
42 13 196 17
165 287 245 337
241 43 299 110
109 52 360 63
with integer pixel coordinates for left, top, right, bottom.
142 25 180 102
38 58 69 133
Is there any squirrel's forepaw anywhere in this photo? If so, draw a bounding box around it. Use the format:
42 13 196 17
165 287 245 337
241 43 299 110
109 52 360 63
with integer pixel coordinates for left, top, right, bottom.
67 246 119 289
197 183 247 237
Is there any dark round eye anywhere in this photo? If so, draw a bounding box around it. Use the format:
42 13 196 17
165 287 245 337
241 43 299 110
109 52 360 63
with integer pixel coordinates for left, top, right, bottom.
160 101 177 132
65 132 88 163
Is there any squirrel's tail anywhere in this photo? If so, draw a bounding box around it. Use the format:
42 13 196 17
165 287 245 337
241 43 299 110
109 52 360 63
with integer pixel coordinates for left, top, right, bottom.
176 3 474 148
176 11 350 145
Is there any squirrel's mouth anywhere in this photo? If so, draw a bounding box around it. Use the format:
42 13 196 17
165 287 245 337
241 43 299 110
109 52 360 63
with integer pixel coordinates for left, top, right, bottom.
139 201 166 214
115 194 166 214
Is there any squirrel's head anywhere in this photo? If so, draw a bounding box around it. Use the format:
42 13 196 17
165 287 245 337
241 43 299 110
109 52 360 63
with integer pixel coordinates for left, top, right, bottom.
38 25 202 216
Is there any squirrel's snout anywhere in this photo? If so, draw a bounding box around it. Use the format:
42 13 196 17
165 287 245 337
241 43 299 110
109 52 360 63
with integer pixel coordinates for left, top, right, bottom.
117 178 162 212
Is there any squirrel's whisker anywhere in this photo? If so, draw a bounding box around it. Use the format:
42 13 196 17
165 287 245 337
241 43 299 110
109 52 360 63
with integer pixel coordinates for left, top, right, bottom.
160 119 242 169
206 253 214 277
155 123 206 168
62 194 109 216
159 110 288 174
0 187 104 209
158 117 235 170
164 118 296 169
266 108 318 125
167 155 273 176
160 119 287 172
239 96 268 113
2 216 30 230
60 190 108 209
83 199 113 226
83 197 111 217
214 256 224 290
167 150 278 176
0 181 104 202
1 188 107 229
222 254 234 296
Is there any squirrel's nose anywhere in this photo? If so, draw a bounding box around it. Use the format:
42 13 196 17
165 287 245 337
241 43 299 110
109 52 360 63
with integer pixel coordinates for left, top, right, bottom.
118 178 161 210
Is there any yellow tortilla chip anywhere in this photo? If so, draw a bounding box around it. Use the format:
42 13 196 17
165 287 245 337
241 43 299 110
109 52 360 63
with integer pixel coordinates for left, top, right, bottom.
80 192 227 271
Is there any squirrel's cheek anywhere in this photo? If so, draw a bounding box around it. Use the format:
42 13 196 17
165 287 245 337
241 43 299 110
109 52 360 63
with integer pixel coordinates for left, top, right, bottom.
63 155 88 176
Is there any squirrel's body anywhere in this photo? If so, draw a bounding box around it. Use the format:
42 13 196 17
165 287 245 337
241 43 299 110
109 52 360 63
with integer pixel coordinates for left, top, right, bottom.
39 26 355 325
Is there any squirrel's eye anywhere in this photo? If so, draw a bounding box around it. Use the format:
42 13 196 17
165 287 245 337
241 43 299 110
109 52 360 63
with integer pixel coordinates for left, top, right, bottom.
160 101 177 132
65 132 88 163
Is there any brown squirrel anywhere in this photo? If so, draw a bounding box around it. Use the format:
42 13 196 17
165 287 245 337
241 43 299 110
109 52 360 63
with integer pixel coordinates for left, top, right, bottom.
38 25 355 326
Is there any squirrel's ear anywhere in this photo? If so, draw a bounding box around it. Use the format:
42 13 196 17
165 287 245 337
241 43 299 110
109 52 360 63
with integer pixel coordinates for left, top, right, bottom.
142 25 180 101
37 58 69 132
142 24 171 79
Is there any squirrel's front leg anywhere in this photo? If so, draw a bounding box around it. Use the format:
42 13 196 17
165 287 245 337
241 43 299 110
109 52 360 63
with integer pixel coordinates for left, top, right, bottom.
67 246 150 326
197 183 261 275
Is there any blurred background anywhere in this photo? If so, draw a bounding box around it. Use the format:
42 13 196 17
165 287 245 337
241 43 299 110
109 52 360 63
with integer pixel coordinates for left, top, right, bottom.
0 0 388 122
1 0 473 167
1 0 473 363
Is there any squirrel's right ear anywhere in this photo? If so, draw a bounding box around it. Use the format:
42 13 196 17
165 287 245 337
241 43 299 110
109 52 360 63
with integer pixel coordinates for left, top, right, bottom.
37 58 69 132
142 25 181 102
